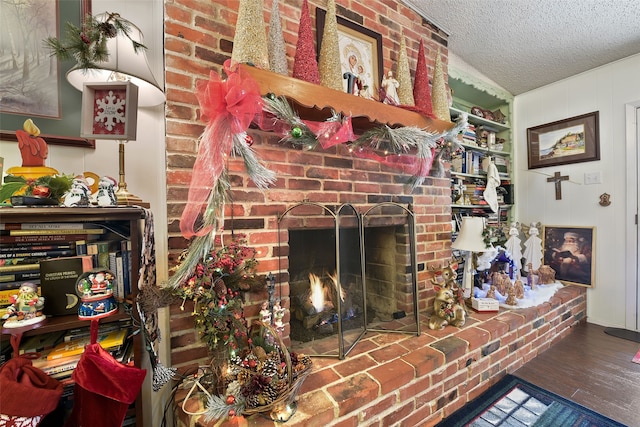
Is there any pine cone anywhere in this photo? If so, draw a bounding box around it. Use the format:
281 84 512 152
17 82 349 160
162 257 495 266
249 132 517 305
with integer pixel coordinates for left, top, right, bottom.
258 359 280 377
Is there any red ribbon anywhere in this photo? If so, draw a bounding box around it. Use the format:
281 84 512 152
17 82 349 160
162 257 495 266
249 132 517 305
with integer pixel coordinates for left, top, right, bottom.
302 117 355 148
352 146 436 177
180 61 263 239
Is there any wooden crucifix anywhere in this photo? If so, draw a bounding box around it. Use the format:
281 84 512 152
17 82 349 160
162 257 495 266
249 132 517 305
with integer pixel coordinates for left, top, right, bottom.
547 171 569 200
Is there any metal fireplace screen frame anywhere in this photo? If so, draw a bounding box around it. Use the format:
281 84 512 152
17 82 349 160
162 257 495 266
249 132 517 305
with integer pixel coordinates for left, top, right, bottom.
277 201 420 359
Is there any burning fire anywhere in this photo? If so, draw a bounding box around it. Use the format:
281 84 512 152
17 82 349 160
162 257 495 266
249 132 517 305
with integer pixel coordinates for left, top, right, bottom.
309 273 325 313
309 272 344 313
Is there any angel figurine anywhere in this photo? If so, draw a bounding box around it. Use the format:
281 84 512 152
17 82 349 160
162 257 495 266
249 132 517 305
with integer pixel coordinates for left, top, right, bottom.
504 222 523 276
522 222 543 274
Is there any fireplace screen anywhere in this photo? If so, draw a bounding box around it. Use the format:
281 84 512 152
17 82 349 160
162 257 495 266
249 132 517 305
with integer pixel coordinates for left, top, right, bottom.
277 202 419 359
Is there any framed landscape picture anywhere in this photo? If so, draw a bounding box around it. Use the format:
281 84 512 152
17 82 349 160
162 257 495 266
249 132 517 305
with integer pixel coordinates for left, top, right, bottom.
527 111 599 169
542 225 595 287
0 0 94 147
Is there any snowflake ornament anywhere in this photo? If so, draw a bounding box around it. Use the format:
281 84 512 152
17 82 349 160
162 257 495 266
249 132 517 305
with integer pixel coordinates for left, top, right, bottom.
95 90 127 131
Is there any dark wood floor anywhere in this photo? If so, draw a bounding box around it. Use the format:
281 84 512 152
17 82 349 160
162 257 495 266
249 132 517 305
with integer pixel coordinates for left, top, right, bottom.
514 322 640 427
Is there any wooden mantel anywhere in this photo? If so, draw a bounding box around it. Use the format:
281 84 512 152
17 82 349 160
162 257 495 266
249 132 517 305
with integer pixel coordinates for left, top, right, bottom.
239 64 454 134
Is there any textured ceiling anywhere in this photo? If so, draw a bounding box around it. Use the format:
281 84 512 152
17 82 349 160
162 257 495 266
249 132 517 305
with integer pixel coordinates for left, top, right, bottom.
402 0 640 95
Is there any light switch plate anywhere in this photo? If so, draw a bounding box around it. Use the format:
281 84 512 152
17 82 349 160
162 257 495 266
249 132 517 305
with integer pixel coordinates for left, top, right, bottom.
584 172 601 185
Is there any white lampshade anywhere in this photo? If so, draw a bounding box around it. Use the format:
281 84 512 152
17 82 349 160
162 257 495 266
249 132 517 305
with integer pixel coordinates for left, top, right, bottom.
66 14 165 107
452 217 487 252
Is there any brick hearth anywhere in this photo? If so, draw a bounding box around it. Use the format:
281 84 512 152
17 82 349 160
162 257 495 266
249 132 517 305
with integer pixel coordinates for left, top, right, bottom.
176 286 585 426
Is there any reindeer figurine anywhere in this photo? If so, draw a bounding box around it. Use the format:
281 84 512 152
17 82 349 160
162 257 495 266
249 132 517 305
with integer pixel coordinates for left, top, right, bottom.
428 262 466 330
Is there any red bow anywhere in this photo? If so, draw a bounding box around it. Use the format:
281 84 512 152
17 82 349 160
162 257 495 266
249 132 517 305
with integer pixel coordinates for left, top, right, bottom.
180 61 263 239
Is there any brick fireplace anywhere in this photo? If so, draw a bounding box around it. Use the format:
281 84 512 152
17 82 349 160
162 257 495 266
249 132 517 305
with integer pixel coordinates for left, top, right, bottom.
164 1 587 425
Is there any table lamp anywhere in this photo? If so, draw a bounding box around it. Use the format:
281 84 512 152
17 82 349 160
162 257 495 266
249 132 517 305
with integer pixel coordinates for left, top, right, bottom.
452 216 487 299
72 13 165 207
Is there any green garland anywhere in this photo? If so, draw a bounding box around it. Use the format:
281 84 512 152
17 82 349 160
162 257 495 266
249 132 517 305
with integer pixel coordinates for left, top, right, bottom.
45 12 146 70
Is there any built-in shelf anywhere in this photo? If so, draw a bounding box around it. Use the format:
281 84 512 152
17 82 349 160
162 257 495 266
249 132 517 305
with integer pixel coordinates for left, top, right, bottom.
450 107 510 132
239 64 454 134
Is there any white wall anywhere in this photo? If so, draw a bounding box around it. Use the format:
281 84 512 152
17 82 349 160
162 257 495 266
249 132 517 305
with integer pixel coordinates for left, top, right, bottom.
514 53 640 328
0 1 168 425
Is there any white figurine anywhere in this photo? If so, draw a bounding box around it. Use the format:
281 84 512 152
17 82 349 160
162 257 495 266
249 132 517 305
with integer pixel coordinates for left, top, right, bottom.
504 222 523 275
96 176 118 207
260 301 272 325
522 222 543 273
273 299 285 334
381 70 400 105
63 178 91 207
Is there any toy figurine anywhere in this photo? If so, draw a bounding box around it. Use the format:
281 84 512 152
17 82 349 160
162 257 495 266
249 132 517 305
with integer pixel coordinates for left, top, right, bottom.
96 176 118 207
272 299 285 333
260 301 272 325
2 282 46 328
381 70 400 105
522 222 543 273
63 177 91 207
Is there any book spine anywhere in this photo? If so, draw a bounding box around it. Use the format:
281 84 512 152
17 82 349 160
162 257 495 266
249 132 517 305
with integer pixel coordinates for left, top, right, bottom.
115 253 124 299
120 240 131 296
0 244 74 253
0 223 86 231
75 240 87 255
97 242 111 269
9 229 105 236
0 249 74 259
0 270 40 283
0 234 93 244
0 263 40 273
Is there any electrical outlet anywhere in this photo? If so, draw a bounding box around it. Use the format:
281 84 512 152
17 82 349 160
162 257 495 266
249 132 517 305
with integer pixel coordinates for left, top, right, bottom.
584 172 602 185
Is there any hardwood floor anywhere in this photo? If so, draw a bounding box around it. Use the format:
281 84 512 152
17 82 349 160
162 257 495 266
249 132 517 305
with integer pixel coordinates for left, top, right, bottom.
514 322 640 427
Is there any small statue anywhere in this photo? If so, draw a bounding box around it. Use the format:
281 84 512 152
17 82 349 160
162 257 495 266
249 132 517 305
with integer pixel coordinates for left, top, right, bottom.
428 285 466 330
513 275 525 299
505 286 518 306
2 282 46 328
523 222 543 273
63 177 91 207
527 263 556 285
96 176 118 207
486 285 497 299
504 222 523 275
381 70 400 105
260 301 272 325
273 299 285 333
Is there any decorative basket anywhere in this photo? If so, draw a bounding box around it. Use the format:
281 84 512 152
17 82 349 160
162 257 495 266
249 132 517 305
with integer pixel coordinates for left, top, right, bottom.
185 321 313 422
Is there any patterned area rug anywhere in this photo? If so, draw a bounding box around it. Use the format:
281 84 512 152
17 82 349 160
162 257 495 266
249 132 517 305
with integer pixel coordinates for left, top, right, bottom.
436 374 625 427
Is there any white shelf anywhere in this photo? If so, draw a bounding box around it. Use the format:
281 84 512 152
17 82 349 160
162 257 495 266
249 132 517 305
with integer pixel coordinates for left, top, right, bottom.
451 171 510 181
457 141 510 157
450 107 510 132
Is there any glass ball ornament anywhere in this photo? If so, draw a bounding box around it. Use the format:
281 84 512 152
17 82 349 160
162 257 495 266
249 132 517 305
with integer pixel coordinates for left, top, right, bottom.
291 127 303 138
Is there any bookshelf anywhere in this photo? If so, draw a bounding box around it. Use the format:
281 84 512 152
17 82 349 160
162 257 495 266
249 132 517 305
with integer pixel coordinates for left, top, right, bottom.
0 206 145 426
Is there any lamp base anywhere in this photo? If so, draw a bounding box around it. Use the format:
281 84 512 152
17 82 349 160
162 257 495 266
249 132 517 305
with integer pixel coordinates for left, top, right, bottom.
115 187 149 208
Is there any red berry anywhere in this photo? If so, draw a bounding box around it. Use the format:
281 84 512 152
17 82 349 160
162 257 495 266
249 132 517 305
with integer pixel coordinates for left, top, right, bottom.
226 395 235 405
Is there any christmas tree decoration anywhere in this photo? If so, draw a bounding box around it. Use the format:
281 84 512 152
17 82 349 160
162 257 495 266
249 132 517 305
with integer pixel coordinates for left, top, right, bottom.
292 0 320 84
231 0 269 69
317 0 343 91
413 39 433 117
268 0 288 75
431 49 451 122
396 33 415 106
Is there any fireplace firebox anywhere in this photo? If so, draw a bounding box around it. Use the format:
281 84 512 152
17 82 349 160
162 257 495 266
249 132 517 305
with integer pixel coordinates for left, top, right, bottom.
277 202 420 359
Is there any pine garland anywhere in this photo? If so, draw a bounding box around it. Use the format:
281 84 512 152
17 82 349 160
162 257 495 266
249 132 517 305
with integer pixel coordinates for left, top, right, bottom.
45 12 146 70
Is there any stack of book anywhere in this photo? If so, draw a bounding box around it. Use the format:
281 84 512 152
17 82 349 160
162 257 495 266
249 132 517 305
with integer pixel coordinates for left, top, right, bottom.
0 222 134 316
25 322 132 381
460 123 477 145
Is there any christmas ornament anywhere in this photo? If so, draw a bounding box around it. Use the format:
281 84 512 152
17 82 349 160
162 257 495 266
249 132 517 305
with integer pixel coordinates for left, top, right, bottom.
292 0 320 84
431 49 451 122
231 0 269 69
291 127 303 138
317 0 343 91
245 134 254 146
413 39 433 116
396 33 415 106
268 1 288 75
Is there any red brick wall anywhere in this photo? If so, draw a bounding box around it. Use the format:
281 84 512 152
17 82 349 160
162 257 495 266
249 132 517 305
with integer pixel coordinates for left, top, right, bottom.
165 0 451 369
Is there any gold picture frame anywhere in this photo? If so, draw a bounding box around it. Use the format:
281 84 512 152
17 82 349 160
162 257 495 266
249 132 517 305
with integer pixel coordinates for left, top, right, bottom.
316 8 383 98
542 225 595 287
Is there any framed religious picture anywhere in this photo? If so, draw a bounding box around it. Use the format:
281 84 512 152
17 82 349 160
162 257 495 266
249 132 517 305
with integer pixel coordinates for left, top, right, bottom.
0 0 94 148
542 225 595 287
316 8 383 99
527 111 600 169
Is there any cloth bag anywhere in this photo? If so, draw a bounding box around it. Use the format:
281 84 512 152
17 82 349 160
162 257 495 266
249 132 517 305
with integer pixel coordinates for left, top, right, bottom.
64 320 146 427
0 356 63 427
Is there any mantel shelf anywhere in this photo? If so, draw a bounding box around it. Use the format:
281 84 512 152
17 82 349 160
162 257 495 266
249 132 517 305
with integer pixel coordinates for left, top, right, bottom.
240 64 454 134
